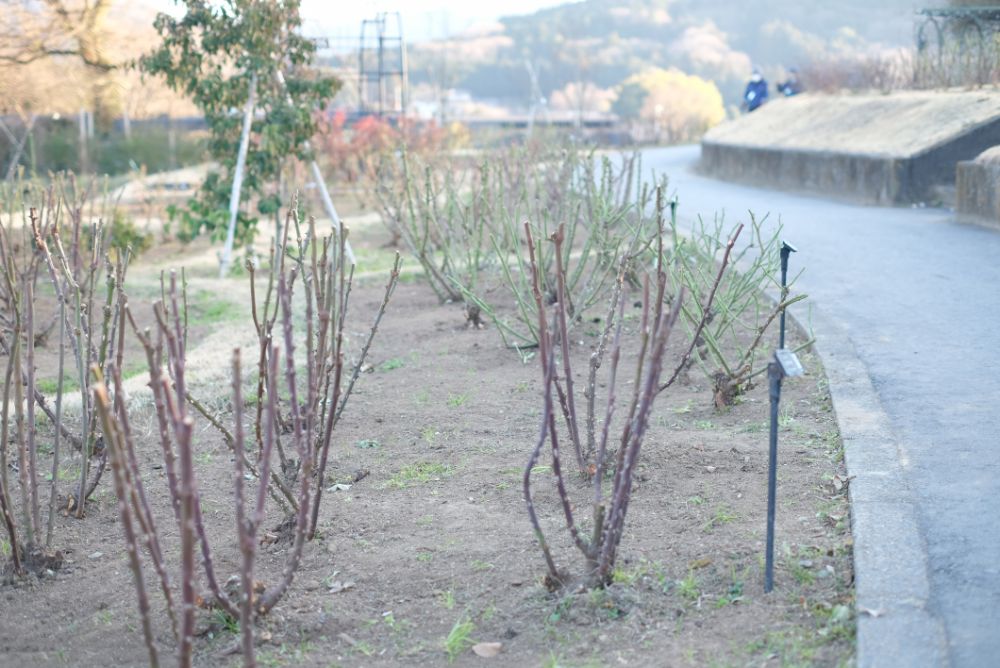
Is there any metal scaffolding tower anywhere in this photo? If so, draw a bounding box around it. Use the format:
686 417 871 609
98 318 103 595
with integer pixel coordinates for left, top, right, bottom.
358 12 409 118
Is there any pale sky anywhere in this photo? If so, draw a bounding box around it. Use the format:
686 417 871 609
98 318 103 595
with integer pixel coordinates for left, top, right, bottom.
301 1 570 37
148 1 573 43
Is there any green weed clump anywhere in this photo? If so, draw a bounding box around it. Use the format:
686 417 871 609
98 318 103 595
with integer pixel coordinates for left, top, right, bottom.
443 616 476 662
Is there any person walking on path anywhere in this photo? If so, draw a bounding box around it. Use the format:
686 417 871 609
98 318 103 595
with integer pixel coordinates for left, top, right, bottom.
777 66 803 97
743 67 769 112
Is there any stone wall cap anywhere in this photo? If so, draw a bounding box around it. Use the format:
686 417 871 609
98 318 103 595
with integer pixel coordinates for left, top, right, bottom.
704 89 1000 159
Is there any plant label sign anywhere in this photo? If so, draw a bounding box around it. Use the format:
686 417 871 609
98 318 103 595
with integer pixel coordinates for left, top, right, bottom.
775 349 803 378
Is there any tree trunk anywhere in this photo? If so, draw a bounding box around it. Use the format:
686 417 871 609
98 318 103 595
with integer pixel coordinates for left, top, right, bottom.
78 32 119 133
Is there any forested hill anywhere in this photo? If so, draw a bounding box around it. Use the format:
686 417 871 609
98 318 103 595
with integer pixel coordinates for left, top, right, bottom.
407 0 917 107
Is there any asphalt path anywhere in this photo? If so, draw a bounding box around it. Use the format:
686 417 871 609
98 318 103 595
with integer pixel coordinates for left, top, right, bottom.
643 145 1000 668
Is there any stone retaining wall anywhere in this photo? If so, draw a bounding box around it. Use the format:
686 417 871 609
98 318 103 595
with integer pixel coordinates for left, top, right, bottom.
700 91 1000 205
699 143 902 204
956 147 1000 225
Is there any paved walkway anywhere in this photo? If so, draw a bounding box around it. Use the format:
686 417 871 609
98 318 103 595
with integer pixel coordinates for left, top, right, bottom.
643 146 1000 668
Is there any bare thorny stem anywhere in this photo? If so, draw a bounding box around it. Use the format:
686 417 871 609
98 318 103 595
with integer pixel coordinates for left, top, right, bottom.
0 220 24 571
523 185 685 587
584 260 627 465
657 222 744 394
153 278 239 620
231 350 256 667
171 383 197 668
15 281 34 544
114 359 180 640
93 205 398 663
528 225 590 560
45 295 66 548
30 204 127 517
93 380 160 668
24 280 40 539
549 226 586 475
523 346 561 582
184 389 295 512
332 253 400 425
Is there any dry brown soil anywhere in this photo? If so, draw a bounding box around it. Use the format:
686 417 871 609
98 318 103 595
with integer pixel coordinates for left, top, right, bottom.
0 228 854 668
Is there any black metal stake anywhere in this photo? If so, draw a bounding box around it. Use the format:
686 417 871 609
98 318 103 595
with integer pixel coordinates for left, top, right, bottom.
765 359 782 593
764 349 804 594
778 241 797 349
766 238 801 594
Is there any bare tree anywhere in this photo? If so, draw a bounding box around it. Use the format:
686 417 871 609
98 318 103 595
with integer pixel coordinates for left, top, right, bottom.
0 0 119 126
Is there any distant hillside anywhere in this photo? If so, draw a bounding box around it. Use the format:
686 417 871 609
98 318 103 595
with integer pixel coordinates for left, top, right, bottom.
404 0 918 108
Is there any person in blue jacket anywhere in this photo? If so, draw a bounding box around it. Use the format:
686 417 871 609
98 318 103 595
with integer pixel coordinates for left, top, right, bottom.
777 67 803 97
742 67 768 112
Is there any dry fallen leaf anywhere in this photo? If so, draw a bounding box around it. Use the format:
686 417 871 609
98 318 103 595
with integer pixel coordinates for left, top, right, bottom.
472 642 503 658
219 641 242 656
689 557 713 570
328 580 355 594
832 474 855 492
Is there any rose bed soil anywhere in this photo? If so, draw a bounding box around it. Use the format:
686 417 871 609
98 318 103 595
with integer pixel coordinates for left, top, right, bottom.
0 273 854 668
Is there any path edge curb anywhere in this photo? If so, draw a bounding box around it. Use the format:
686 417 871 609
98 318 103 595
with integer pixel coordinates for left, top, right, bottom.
802 305 949 667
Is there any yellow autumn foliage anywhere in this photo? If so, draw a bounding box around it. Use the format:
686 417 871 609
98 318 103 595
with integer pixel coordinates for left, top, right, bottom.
623 67 726 142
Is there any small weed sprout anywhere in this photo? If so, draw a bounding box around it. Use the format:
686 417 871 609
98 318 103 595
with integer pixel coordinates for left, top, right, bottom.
443 616 476 662
677 571 701 602
446 393 468 408
438 590 456 609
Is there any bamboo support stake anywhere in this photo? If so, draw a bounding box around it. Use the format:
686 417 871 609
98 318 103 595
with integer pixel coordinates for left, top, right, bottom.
220 72 258 278
274 69 355 266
